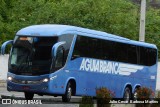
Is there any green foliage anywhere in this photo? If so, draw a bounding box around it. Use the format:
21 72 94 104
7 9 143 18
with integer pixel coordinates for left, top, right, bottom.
136 88 160 107
80 96 94 107
0 0 160 57
146 8 160 57
137 87 153 99
96 87 114 107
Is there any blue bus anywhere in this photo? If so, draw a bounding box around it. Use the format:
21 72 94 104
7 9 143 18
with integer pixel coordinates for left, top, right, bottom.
1 24 158 102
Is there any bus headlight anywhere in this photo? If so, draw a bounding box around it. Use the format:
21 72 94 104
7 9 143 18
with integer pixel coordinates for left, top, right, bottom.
42 78 49 82
7 76 13 81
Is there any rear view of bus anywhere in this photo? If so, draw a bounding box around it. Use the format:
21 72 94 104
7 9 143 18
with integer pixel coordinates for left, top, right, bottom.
1 25 74 102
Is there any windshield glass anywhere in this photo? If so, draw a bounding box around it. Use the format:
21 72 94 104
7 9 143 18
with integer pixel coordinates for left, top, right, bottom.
9 36 58 75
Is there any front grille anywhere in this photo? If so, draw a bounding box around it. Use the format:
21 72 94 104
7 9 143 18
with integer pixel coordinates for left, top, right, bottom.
12 79 41 84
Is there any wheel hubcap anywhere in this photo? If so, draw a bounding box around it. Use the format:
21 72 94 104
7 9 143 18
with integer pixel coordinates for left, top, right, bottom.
67 87 72 99
124 91 130 101
134 92 137 99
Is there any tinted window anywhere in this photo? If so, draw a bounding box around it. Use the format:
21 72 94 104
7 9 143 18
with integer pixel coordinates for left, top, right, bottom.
9 36 58 76
72 36 101 59
127 45 138 64
72 35 157 66
58 34 74 64
139 47 157 66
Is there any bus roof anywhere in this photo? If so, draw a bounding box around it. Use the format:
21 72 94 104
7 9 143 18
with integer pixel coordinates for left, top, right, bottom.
16 24 157 49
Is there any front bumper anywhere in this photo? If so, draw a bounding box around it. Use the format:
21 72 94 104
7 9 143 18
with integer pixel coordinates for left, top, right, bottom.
7 80 50 94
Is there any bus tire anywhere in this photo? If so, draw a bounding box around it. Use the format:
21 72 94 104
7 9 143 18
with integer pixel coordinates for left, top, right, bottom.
24 92 34 100
133 87 140 100
123 87 131 101
62 82 72 102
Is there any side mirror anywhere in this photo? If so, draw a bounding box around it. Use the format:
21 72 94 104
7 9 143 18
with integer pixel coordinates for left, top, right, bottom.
50 41 66 71
51 41 66 58
1 40 13 55
55 46 65 68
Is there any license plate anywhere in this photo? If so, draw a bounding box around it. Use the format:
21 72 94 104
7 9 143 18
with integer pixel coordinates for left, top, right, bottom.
22 86 30 90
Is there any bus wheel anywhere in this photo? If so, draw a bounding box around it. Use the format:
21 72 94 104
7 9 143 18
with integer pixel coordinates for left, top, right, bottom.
62 82 72 102
123 87 131 101
24 92 34 100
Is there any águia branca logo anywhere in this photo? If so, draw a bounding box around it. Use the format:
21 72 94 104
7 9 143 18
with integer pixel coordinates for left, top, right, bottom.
80 58 143 76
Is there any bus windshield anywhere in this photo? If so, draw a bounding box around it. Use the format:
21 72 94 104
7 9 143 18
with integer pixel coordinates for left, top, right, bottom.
9 36 58 75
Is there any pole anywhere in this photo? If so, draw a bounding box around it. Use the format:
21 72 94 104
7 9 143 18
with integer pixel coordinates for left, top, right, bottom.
139 0 146 42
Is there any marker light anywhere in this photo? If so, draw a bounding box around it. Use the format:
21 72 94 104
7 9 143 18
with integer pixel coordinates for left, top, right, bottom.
7 76 13 81
42 78 49 82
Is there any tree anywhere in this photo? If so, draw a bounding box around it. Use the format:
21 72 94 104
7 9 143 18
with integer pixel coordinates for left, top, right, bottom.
0 0 160 57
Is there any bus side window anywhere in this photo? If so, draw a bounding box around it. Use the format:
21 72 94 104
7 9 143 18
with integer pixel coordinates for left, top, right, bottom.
72 36 88 59
148 49 157 66
128 45 138 64
58 34 74 63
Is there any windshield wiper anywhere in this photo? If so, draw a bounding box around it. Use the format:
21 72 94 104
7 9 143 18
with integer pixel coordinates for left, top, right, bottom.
16 58 29 75
16 52 32 75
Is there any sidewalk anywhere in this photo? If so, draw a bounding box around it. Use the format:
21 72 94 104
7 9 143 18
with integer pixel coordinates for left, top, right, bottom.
0 55 9 81
0 80 6 87
0 54 8 88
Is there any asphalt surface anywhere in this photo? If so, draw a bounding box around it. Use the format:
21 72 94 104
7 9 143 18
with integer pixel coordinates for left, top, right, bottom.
0 86 80 107
0 104 79 107
0 87 138 107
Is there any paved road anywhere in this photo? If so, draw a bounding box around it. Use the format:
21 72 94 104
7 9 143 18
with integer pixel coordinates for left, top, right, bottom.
0 55 8 80
0 87 137 107
156 62 160 90
0 87 79 107
0 104 79 107
0 103 135 107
